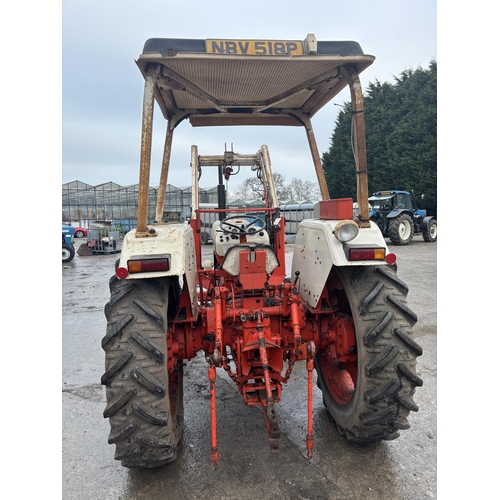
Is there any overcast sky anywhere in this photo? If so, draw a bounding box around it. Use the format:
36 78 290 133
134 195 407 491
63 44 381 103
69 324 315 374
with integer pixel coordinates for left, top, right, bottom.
61 0 437 190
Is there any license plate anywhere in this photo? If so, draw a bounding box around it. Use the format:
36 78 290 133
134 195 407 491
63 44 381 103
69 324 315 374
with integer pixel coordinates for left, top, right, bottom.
206 39 304 56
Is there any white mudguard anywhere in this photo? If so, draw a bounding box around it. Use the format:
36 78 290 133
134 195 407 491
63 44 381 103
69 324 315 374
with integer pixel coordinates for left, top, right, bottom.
292 219 390 309
118 223 198 316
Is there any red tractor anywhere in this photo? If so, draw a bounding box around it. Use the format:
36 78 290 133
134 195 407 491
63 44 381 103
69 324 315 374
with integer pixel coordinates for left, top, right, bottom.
101 35 422 469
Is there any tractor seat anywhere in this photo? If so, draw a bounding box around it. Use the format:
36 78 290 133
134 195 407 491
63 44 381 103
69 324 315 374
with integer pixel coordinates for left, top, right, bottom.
212 219 270 257
220 243 280 277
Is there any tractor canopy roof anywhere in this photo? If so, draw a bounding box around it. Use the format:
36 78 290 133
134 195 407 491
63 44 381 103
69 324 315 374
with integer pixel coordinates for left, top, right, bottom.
136 34 375 129
370 191 410 200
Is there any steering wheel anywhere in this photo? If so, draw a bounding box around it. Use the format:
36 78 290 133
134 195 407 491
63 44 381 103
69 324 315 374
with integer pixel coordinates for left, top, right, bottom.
219 215 264 236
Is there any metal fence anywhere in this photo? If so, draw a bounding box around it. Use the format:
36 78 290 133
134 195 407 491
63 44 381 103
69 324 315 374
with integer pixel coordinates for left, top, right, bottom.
279 202 315 234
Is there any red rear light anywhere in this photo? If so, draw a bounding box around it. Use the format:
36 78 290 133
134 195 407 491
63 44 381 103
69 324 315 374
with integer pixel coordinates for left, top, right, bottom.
385 253 397 264
116 267 129 279
128 258 170 274
348 247 386 261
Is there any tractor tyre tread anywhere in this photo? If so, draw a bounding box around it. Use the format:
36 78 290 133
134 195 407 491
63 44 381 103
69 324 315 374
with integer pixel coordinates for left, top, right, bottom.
423 218 437 242
62 243 75 263
102 276 183 469
316 265 422 445
388 214 414 245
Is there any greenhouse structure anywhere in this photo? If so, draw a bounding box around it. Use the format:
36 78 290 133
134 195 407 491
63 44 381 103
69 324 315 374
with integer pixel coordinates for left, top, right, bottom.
62 180 221 232
62 180 316 236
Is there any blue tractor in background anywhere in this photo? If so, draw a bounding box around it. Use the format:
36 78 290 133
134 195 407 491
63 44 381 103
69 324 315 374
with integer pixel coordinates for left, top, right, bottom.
62 225 76 263
369 190 437 246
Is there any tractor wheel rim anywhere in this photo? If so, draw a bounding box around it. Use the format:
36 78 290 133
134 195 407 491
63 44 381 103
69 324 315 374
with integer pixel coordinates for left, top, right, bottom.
399 220 411 239
319 355 356 405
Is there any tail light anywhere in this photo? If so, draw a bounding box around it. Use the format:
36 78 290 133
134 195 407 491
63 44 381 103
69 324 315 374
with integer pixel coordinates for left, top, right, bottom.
345 246 386 261
116 256 170 279
128 258 170 273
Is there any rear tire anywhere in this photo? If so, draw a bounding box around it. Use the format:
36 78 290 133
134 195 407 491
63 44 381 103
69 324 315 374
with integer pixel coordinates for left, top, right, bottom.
75 230 84 238
423 219 437 242
200 232 208 245
62 243 75 263
388 214 414 245
102 276 184 468
315 265 422 444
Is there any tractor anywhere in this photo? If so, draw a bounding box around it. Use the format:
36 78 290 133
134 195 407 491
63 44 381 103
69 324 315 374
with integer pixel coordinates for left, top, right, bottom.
62 225 75 263
368 190 437 245
101 35 423 469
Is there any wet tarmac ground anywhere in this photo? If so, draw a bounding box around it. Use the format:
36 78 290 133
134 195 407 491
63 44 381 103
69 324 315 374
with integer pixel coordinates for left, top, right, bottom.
62 235 437 500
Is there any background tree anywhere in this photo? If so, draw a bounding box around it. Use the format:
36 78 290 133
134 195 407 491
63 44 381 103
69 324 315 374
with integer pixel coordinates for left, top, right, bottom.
288 178 321 202
322 60 437 216
230 172 287 202
228 173 321 204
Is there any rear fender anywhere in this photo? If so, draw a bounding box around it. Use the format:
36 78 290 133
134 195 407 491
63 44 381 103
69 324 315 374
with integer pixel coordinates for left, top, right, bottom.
421 216 435 231
117 223 198 317
386 208 412 219
292 219 390 309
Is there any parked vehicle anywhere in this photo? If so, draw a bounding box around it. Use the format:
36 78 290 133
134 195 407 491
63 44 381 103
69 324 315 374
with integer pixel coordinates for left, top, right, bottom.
62 225 75 263
62 222 88 238
73 227 87 238
101 34 422 470
369 190 437 245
